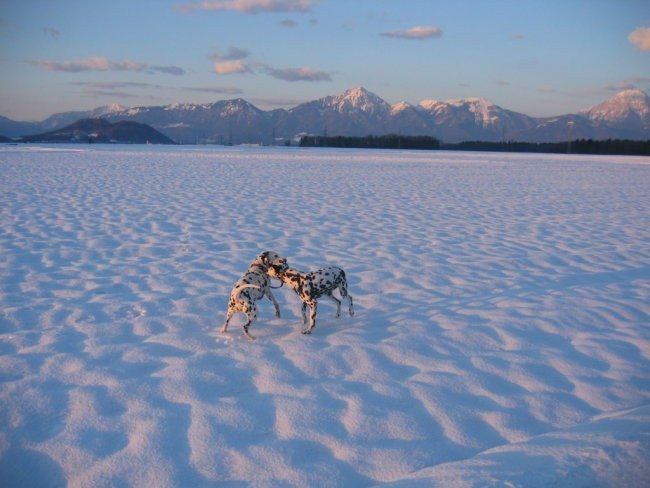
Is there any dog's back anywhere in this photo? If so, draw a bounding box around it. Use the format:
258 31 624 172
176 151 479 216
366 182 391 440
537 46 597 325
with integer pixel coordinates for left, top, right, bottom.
275 264 354 334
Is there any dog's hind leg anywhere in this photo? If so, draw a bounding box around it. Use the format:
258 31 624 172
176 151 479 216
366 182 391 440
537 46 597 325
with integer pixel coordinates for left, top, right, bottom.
220 309 234 333
242 320 256 340
325 293 342 318
339 279 354 317
240 306 258 340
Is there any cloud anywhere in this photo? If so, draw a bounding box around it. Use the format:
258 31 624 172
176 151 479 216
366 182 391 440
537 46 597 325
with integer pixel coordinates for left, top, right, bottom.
43 27 60 39
177 0 315 14
70 81 158 90
280 18 297 28
150 65 186 75
381 25 443 40
628 27 650 51
184 86 244 94
30 56 146 72
214 60 252 74
262 65 331 82
70 81 159 96
69 81 161 99
29 57 184 76
605 77 650 92
209 46 250 61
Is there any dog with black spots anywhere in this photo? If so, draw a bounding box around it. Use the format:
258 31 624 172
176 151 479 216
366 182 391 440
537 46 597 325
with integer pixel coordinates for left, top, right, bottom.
269 265 354 334
221 251 288 340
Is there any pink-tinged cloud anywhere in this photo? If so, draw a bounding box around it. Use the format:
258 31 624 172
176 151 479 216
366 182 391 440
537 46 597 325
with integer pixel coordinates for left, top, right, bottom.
30 56 146 72
628 27 650 52
214 60 252 74
263 65 331 82
177 0 315 14
381 25 443 40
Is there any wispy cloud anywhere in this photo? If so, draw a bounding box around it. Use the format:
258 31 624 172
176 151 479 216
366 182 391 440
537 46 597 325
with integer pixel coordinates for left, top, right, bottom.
177 0 315 14
69 81 161 99
70 81 159 90
628 27 650 52
280 18 297 28
605 77 650 92
150 65 186 75
29 56 185 75
214 60 252 74
261 65 331 82
30 56 146 72
43 27 60 39
183 86 244 95
381 25 443 40
209 46 250 61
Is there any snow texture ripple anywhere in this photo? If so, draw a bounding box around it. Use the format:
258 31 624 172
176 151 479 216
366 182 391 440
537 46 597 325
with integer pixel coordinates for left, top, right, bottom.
1 145 649 487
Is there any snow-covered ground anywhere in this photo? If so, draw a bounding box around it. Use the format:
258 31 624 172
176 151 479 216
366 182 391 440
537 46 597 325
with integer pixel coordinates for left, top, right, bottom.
1 145 649 487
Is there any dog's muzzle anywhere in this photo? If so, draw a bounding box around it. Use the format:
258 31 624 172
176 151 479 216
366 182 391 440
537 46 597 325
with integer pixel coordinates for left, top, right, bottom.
269 259 288 285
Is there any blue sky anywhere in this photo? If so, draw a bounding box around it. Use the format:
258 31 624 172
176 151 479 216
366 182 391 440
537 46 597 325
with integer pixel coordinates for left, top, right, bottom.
1 0 649 121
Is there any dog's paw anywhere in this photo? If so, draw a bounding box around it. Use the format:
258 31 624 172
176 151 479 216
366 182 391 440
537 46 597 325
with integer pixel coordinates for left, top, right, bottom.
301 329 311 335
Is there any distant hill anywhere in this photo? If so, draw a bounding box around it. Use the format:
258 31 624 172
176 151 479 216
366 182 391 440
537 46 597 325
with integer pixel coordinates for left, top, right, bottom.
19 118 176 144
3 88 649 144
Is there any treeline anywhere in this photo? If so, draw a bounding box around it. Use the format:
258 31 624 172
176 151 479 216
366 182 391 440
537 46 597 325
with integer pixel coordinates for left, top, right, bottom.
442 139 650 156
298 135 649 155
300 134 441 150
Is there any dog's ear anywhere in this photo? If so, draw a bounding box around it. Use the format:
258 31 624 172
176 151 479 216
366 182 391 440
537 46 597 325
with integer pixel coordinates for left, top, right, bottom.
260 251 270 265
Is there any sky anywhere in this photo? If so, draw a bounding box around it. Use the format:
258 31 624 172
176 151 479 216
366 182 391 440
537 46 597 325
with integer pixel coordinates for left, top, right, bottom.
1 0 649 121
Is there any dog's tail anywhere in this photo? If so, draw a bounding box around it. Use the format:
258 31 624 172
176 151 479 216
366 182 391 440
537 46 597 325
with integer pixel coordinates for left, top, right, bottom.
233 283 262 301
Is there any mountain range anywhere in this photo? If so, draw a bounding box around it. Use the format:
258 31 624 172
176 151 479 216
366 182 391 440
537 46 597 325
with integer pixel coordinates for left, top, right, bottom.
2 87 648 144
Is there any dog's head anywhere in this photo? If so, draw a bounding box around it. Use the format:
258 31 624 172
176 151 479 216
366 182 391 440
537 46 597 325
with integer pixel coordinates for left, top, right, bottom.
255 251 288 274
269 266 302 289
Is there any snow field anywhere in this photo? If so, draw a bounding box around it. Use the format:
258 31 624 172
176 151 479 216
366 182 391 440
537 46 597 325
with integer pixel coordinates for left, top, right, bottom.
1 145 649 487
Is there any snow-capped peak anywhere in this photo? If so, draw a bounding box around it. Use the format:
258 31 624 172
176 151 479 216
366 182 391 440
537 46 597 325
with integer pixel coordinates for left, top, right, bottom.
331 87 391 114
390 101 413 115
581 89 650 125
418 99 441 111
89 103 128 117
418 97 500 126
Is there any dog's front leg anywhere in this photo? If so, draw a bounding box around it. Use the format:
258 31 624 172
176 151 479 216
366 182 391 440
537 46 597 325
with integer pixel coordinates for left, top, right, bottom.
302 301 317 334
300 302 308 326
266 290 281 318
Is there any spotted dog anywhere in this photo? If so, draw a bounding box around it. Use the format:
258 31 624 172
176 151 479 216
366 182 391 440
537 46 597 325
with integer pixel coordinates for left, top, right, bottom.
221 251 288 340
269 265 354 334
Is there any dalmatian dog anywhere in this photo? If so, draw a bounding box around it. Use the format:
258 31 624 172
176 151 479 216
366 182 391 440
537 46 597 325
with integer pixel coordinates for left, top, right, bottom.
269 265 354 334
221 251 288 340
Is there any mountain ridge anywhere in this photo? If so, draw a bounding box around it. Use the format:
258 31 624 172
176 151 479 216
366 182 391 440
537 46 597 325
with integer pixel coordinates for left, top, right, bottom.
19 118 176 144
1 87 648 144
